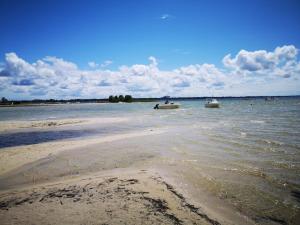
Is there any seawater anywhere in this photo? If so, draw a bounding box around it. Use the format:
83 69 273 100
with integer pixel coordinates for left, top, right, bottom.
0 97 300 224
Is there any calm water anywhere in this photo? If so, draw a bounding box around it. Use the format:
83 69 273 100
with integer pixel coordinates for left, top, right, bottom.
0 97 300 224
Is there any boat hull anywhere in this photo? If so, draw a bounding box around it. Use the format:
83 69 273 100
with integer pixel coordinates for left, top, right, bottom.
205 103 220 108
157 104 180 109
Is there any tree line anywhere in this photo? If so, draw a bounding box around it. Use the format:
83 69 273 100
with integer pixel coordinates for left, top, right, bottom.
0 96 134 105
1 97 8 103
108 95 132 103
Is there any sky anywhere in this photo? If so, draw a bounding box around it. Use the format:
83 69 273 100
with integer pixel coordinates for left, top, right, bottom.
0 0 300 99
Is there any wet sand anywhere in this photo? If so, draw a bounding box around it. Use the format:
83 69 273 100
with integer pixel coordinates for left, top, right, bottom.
0 128 164 176
0 118 256 225
0 117 129 133
0 169 223 225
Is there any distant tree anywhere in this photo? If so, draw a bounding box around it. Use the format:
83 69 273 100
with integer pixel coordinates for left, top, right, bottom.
108 95 119 103
49 99 56 103
1 97 8 103
118 95 124 102
114 96 119 103
124 95 132 103
109 95 132 103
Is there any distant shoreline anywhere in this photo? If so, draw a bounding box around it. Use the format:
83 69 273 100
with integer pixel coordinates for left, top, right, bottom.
0 95 299 107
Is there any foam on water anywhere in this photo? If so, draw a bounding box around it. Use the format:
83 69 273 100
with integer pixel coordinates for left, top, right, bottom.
250 120 266 124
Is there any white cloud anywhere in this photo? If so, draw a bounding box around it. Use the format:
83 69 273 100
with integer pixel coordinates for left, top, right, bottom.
1 52 36 77
160 14 173 20
101 60 113 68
148 56 158 67
88 61 98 68
0 45 299 99
88 60 113 69
222 45 299 78
43 56 78 71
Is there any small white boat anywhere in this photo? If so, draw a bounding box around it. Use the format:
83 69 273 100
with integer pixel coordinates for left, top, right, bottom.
154 102 180 109
205 99 220 108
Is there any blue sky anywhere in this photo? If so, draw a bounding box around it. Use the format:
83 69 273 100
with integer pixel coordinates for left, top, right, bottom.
0 0 300 99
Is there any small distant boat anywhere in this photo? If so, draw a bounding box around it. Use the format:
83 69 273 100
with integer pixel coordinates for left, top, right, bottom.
154 101 180 109
265 97 275 101
205 99 220 108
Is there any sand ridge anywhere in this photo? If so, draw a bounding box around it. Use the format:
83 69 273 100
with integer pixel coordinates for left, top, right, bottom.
0 128 165 176
0 170 220 225
0 117 129 132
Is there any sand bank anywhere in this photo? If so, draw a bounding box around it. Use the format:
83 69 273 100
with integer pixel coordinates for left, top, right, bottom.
0 169 223 225
0 117 129 132
0 117 257 225
0 128 164 176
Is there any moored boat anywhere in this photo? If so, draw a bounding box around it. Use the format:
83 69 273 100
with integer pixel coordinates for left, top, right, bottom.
205 99 220 108
154 102 180 109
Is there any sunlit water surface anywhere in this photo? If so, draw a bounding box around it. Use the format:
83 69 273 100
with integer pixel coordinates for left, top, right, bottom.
0 97 299 224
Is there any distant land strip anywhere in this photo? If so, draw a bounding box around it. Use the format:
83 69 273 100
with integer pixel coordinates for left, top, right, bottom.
0 95 299 107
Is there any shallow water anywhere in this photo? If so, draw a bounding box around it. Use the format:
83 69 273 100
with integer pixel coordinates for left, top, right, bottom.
0 97 300 224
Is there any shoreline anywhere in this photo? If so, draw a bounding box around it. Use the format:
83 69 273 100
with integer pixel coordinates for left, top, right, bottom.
0 118 253 225
0 168 253 225
0 169 223 225
0 117 290 224
0 126 164 176
0 117 129 133
0 95 299 107
0 102 111 107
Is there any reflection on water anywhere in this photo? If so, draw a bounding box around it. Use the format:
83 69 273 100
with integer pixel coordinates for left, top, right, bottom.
0 130 95 148
0 97 300 224
0 122 153 148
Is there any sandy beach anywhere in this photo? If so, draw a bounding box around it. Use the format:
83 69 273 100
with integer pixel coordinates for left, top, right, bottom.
0 117 129 133
0 169 222 225
0 117 258 225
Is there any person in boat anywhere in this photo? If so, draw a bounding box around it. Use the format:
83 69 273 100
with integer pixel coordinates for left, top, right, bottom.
165 100 169 104
154 104 159 109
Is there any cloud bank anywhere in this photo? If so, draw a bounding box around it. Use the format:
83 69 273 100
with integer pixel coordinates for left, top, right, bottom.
0 45 299 99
